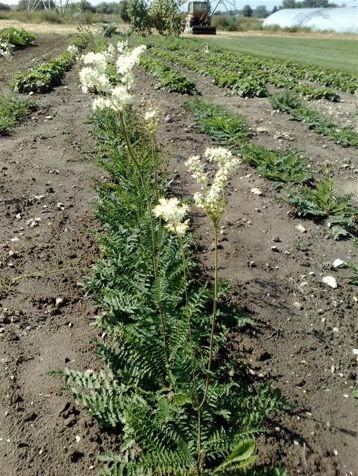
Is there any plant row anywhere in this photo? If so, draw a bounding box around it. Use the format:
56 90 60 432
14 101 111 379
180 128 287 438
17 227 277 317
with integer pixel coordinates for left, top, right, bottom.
143 44 357 148
0 27 36 57
270 92 358 148
144 36 357 95
140 54 198 95
0 93 37 135
12 32 89 94
57 39 288 475
187 98 358 240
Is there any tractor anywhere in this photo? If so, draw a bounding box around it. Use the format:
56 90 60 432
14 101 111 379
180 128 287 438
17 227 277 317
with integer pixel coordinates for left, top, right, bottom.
186 1 217 35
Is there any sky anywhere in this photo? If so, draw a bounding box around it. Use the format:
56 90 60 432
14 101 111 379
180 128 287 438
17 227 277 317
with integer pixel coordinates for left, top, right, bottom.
4 0 354 9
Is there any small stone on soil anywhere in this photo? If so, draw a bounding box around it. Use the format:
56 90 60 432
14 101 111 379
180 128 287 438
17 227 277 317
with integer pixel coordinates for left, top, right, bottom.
333 258 347 269
322 276 337 289
251 187 262 196
295 224 306 233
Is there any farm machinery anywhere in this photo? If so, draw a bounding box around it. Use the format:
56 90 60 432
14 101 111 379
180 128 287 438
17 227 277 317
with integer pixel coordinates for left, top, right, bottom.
185 1 236 35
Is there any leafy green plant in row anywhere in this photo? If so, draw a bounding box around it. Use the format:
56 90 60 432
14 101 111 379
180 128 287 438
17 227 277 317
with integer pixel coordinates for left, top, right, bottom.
136 37 346 101
271 92 358 148
140 54 198 95
12 32 90 94
0 93 37 135
187 98 312 185
0 27 36 50
186 98 252 146
57 40 288 475
187 98 357 239
152 36 357 94
149 46 268 98
290 178 358 240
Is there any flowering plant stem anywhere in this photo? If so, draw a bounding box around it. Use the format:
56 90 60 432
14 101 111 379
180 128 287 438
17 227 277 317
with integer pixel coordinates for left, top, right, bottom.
178 236 199 406
119 110 172 389
196 221 219 475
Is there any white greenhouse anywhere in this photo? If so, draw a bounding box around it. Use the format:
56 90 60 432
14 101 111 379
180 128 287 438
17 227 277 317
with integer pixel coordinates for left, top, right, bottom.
263 7 358 34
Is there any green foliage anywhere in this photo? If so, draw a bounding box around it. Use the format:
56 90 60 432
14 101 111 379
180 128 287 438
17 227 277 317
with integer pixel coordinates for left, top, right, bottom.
101 23 118 37
127 0 151 33
0 93 36 134
0 26 36 49
271 92 358 147
136 37 354 101
187 98 252 147
290 178 358 238
242 143 312 184
12 34 88 93
348 263 358 286
141 55 197 94
57 105 287 474
149 0 184 36
293 84 340 102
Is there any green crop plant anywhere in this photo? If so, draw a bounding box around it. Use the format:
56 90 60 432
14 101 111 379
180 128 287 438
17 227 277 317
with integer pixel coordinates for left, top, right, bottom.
0 93 37 135
141 54 197 94
271 92 358 147
54 41 288 475
0 27 36 50
242 143 312 184
186 98 252 147
290 178 358 239
12 33 89 94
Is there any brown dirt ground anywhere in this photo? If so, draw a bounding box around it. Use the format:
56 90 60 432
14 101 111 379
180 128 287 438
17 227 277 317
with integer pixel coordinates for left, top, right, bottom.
0 37 114 475
0 33 74 92
0 35 357 476
133 67 358 476
0 19 82 35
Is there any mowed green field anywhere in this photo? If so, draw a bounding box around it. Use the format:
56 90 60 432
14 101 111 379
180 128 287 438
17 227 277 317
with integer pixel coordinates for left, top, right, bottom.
206 35 358 72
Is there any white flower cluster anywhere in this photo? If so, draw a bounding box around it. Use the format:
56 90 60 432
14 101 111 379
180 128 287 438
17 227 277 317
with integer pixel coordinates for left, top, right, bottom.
0 40 12 59
79 66 110 94
67 44 79 57
79 42 146 114
153 198 189 236
116 45 146 87
186 147 241 223
144 106 160 134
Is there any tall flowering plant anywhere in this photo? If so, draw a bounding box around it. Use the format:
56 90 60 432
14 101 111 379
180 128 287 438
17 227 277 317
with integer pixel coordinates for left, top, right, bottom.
186 146 241 474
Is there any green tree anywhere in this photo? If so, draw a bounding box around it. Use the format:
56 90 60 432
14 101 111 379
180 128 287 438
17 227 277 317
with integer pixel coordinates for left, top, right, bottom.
254 5 268 17
119 0 130 21
242 4 253 17
0 2 10 10
149 0 184 36
78 0 94 12
282 0 297 7
127 0 151 33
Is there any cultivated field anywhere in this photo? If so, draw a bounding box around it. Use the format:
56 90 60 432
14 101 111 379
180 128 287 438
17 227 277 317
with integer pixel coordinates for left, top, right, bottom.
0 20 357 476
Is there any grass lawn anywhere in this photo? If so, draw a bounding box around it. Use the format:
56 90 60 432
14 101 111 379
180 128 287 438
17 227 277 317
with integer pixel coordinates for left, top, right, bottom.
206 35 358 72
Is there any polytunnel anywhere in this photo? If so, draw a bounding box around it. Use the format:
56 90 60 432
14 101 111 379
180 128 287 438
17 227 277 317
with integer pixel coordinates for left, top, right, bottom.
263 7 358 34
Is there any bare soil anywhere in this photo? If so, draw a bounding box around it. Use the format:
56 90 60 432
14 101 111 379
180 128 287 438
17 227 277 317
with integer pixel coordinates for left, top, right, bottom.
0 39 111 476
0 36 357 476
134 68 358 476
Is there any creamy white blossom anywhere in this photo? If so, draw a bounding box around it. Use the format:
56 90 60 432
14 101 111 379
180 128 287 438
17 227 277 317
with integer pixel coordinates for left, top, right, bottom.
105 43 116 62
144 107 160 133
82 52 107 71
79 66 111 94
117 40 129 54
0 40 12 59
111 85 132 111
116 45 146 81
92 97 113 111
185 155 208 187
186 147 241 223
153 198 189 236
67 44 79 56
